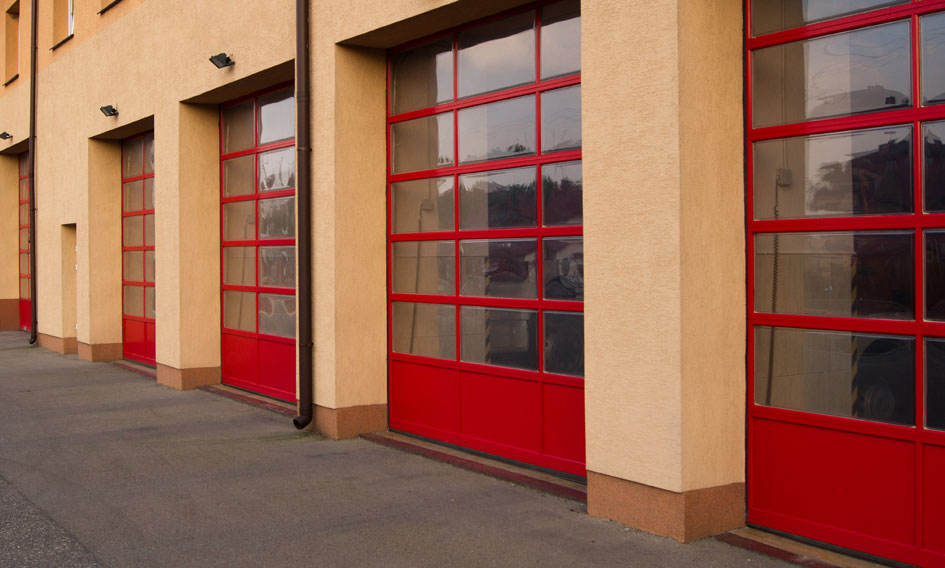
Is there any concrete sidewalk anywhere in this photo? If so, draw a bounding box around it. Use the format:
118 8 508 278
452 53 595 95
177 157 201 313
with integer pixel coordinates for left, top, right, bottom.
0 331 793 568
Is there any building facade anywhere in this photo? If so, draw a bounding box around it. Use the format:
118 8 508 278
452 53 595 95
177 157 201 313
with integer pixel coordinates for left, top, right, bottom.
0 1 940 566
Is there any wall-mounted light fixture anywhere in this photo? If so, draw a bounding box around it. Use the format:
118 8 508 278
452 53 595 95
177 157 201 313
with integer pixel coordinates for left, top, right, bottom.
209 53 234 69
0 132 11 140
100 105 118 117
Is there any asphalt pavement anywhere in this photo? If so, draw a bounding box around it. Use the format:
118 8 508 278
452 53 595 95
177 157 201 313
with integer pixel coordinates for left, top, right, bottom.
0 331 795 567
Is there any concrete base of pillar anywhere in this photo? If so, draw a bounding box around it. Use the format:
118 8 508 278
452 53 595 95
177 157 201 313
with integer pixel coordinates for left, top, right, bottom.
587 471 745 542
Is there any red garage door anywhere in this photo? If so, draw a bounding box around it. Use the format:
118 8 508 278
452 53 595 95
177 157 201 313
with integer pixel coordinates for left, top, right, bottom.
17 153 30 331
387 1 585 477
121 132 156 365
219 86 297 402
747 2 945 565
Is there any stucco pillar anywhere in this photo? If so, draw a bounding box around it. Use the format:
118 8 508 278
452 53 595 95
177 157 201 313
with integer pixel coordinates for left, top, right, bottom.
154 103 222 389
583 0 746 542
305 37 389 438
78 139 123 361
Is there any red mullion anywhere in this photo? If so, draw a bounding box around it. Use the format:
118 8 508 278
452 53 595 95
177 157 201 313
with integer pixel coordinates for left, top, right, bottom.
747 3 919 50
223 239 294 247
221 194 259 204
220 140 293 162
255 331 296 345
254 188 296 200
222 284 257 293
388 150 581 185
750 404 922 443
253 105 261 337
453 33 461 370
750 313 917 335
121 172 152 184
535 6 545 382
750 110 915 142
256 285 295 295
388 74 580 125
749 215 926 233
386 53 395 371
392 293 541 311
122 314 153 324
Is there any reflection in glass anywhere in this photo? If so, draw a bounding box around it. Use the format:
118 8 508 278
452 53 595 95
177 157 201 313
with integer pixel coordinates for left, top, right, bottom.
145 287 155 319
19 278 29 299
752 22 911 128
458 96 535 163
144 135 155 174
391 37 453 114
926 339 945 430
259 246 296 288
19 229 28 251
123 216 143 247
390 113 454 174
144 178 154 210
392 241 455 295
18 204 27 225
926 231 945 320
123 251 144 282
145 251 155 282
542 85 581 153
755 326 914 425
751 0 907 36
544 238 583 300
18 153 27 176
144 214 155 247
458 11 535 98
222 100 255 153
19 179 28 201
224 290 255 332
926 122 945 212
257 90 295 145
222 201 255 241
122 137 143 177
259 147 295 191
543 161 582 226
460 239 537 299
755 232 913 318
19 253 29 275
391 177 454 233
460 167 536 229
123 180 143 212
753 126 912 220
392 302 456 360
461 306 538 371
544 311 583 377
123 285 144 317
541 0 580 79
259 293 296 338
922 12 945 106
223 155 255 197
259 197 295 240
223 246 256 286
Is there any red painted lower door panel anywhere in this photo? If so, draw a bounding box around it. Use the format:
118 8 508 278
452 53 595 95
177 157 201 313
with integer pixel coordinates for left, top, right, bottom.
18 299 29 331
222 332 296 402
749 417 945 566
389 360 586 477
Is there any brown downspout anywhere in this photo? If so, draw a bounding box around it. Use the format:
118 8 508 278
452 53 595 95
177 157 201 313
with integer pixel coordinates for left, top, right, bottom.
293 0 313 429
27 0 37 344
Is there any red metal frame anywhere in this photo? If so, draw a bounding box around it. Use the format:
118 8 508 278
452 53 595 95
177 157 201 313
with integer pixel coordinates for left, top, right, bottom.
219 84 297 402
17 153 30 331
386 1 585 477
746 1 945 565
120 132 156 365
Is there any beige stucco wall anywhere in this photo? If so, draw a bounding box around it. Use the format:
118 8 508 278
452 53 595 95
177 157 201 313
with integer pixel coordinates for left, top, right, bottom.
0 0 294 364
0 153 16 301
0 0 748 499
584 0 745 493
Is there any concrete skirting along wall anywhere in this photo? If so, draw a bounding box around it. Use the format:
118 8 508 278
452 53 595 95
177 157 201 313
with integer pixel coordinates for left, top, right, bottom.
587 471 745 542
156 364 221 391
37 332 76 355
0 298 17 330
77 341 122 362
312 403 388 440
